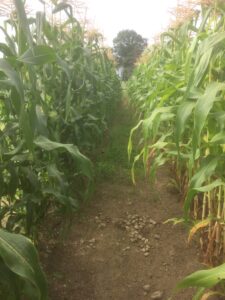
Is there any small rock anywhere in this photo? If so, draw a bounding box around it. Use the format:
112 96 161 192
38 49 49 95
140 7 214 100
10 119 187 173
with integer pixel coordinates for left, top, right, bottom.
99 223 106 229
143 284 151 292
169 249 175 257
149 219 157 225
130 238 137 243
151 291 163 299
154 234 160 240
122 246 131 251
144 252 149 257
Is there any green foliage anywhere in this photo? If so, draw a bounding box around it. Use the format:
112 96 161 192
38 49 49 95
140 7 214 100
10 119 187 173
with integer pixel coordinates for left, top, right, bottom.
127 0 225 295
0 0 121 298
177 263 225 299
113 30 147 80
0 229 47 300
95 100 133 181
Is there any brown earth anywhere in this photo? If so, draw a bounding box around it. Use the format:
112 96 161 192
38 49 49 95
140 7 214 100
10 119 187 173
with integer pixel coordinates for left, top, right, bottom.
40 101 205 300
40 168 205 300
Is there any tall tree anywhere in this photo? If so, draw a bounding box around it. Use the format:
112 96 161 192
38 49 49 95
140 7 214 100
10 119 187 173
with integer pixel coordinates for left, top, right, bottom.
113 29 147 80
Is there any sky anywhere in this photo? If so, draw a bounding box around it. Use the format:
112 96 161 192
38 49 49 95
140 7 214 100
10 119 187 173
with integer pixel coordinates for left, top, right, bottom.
82 0 179 45
0 0 179 46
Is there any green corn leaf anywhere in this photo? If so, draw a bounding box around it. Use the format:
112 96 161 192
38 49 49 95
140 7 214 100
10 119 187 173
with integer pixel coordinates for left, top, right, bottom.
161 32 181 45
0 59 24 100
43 188 79 209
175 100 195 147
193 82 225 156
177 263 225 289
57 56 71 79
184 156 218 219
0 43 14 57
193 48 212 87
0 229 47 300
131 148 144 184
18 45 56 65
35 105 48 136
128 120 143 161
34 136 93 179
210 131 225 144
192 288 206 300
0 26 17 55
185 6 212 81
142 106 174 141
193 32 225 86
47 164 66 188
193 179 223 193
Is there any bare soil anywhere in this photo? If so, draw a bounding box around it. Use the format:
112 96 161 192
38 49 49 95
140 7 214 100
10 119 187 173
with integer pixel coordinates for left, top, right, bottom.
40 170 205 300
40 102 203 300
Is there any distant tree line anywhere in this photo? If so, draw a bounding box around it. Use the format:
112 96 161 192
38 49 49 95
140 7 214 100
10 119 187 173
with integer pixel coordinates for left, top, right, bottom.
113 29 147 80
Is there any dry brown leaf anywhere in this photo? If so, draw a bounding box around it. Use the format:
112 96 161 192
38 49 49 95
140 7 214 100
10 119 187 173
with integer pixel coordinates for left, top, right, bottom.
201 290 224 300
188 219 210 243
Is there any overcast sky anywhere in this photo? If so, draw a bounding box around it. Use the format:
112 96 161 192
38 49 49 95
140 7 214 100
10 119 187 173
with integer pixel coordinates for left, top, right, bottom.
25 0 179 46
0 1 179 46
82 0 179 45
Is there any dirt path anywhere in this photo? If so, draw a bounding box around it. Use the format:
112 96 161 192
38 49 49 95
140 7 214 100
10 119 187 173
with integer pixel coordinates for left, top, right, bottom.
41 101 202 300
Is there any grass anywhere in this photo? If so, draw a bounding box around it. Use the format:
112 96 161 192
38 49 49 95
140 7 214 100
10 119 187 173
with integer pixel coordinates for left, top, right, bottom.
94 93 145 183
95 98 133 181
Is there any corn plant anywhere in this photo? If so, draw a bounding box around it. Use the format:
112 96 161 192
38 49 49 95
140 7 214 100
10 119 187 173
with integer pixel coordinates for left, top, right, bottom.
0 0 121 298
127 0 225 293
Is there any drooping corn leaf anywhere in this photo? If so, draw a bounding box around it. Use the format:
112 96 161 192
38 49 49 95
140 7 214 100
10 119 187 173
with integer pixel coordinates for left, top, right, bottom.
0 229 47 300
34 136 93 179
0 59 24 99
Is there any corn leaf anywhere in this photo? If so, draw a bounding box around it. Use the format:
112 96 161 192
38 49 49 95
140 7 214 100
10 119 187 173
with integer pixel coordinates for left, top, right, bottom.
193 82 225 156
34 136 93 179
0 229 47 300
0 59 24 100
18 45 56 65
177 263 225 289
184 156 218 219
176 100 195 146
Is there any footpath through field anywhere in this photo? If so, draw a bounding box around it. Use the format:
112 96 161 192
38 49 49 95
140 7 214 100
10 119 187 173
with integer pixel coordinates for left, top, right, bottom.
41 100 202 300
